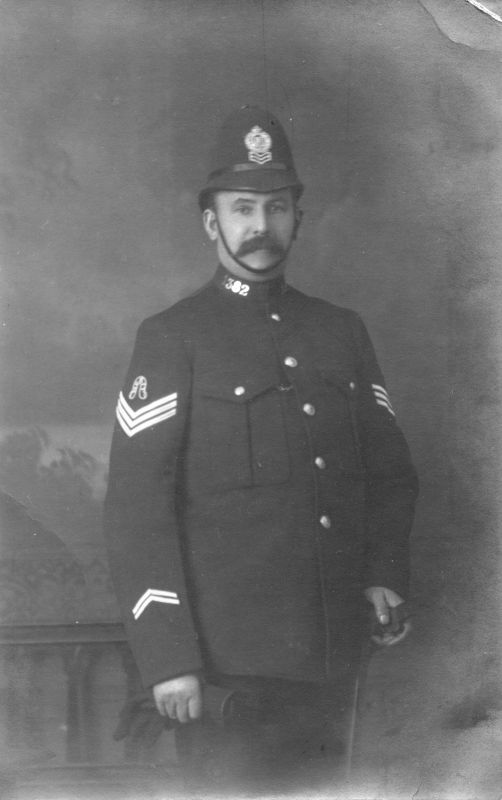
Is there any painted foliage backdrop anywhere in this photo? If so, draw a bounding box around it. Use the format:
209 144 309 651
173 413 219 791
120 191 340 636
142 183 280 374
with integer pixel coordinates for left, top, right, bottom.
1 0 502 792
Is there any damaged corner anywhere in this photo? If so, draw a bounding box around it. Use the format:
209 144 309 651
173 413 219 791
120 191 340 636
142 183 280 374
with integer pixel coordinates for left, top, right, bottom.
419 0 502 52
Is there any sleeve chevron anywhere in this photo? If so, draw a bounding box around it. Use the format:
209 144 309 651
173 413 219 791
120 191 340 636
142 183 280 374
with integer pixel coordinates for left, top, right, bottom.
104 316 202 687
132 588 180 620
371 383 396 417
116 391 178 437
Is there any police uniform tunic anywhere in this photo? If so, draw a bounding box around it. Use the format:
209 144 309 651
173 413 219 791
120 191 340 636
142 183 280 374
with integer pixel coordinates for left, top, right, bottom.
104 265 418 690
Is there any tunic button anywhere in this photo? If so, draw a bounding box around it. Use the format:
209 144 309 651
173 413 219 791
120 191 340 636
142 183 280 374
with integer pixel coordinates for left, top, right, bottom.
320 515 332 529
284 356 298 368
315 456 326 469
234 386 246 396
349 381 356 391
303 403 316 416
270 313 281 322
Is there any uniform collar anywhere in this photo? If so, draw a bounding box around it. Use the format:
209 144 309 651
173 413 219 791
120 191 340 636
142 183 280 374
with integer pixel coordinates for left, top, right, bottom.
212 264 287 302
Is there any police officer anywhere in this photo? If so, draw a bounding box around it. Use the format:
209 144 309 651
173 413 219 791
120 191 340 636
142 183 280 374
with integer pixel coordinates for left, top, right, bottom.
104 106 418 792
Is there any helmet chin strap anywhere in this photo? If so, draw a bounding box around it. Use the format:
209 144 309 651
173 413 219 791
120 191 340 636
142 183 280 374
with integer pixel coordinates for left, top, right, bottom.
216 218 290 276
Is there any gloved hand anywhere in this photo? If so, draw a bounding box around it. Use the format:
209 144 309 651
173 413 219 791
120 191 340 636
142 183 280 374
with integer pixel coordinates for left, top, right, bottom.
113 689 170 745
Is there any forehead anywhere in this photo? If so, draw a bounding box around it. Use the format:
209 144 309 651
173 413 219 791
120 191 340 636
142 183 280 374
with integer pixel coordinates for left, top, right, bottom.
215 189 294 206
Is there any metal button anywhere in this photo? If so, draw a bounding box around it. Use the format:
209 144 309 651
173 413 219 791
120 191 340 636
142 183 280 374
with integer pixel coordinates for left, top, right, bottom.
320 515 332 529
303 403 316 416
234 386 246 396
270 313 281 322
284 356 298 368
315 456 326 470
349 381 356 391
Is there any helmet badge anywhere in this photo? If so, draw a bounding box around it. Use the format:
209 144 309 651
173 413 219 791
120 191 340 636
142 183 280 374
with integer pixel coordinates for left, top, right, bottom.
244 126 272 165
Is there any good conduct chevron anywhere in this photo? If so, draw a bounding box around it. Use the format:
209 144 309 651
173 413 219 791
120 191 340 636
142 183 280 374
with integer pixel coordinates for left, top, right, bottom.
132 588 180 620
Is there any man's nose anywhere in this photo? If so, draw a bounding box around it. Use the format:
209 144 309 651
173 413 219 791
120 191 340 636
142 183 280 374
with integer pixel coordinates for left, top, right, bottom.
252 207 268 234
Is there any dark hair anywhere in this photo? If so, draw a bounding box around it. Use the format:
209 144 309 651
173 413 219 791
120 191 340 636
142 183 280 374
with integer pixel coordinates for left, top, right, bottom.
199 190 216 213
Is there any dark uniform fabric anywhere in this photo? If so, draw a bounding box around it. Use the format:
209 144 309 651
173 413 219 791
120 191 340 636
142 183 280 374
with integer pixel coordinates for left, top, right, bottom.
104 264 418 690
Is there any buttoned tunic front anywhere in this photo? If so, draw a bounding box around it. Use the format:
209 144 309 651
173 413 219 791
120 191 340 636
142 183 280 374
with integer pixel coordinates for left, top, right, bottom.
104 266 418 689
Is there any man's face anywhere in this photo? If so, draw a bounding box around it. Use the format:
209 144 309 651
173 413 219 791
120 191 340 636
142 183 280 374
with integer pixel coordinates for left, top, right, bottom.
204 189 299 275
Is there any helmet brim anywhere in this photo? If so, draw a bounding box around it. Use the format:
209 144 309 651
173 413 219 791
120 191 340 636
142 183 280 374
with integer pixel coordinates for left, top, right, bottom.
199 167 303 210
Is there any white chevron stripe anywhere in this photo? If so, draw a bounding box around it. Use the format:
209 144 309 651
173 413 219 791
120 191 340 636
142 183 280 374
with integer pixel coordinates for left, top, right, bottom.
134 596 180 620
118 391 177 420
116 391 177 437
373 389 392 404
117 404 177 437
376 398 396 416
133 595 180 619
372 383 395 415
133 588 179 615
118 392 177 426
133 594 179 618
372 384 390 401
133 589 180 620
249 152 272 164
117 401 177 429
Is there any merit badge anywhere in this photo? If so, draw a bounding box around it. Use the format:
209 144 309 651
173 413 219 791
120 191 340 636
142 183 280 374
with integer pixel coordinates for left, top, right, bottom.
244 126 272 165
128 376 148 401
372 384 395 417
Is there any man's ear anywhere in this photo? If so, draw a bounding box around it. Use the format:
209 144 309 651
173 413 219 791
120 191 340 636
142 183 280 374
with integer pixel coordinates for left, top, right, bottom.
203 208 218 241
293 207 303 240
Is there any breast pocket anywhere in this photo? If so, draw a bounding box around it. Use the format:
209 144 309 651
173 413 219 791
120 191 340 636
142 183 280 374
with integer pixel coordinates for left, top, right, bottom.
319 368 363 475
193 375 291 489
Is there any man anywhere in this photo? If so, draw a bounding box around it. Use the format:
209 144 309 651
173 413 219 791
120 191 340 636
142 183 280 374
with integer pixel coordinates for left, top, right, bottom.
104 106 418 792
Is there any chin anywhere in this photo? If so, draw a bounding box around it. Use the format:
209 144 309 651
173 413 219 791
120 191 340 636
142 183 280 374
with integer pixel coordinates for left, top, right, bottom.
243 253 280 271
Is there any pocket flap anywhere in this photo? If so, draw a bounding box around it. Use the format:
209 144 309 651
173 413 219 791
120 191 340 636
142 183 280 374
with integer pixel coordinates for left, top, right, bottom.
320 368 358 397
197 369 283 403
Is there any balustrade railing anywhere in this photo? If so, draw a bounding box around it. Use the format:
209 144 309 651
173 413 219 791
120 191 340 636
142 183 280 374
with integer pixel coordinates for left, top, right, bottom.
0 623 177 798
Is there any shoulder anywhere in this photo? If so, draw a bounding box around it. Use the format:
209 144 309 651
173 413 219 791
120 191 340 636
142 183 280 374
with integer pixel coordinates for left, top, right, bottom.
136 282 214 339
286 285 363 329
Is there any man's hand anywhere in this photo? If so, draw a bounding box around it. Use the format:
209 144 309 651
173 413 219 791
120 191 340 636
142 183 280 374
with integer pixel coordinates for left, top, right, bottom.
153 674 202 723
364 586 411 646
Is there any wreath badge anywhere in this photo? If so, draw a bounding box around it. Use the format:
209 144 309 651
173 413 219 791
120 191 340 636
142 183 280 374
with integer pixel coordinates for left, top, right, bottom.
244 126 273 165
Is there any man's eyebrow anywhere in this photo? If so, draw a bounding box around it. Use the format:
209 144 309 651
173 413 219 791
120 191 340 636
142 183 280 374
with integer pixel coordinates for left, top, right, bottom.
231 196 258 205
230 194 289 208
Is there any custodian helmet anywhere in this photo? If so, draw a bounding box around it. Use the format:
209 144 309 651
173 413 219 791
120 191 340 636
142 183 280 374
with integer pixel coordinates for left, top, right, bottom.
198 105 303 210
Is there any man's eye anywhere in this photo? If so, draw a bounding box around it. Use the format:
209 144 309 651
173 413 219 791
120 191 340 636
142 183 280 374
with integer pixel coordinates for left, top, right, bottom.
270 204 286 213
236 206 252 215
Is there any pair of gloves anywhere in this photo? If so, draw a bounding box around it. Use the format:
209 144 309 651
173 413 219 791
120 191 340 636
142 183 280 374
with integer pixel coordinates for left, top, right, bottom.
114 683 237 750
115 602 412 749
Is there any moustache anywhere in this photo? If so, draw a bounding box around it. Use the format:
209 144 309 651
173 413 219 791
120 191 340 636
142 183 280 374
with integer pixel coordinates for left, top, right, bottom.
236 236 285 257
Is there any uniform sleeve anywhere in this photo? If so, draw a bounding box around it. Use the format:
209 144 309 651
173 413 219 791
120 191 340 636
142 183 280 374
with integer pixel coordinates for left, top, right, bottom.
351 313 419 598
103 317 203 688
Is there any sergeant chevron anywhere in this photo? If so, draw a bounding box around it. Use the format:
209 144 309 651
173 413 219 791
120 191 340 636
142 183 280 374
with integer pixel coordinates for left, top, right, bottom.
116 391 178 437
371 383 395 416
